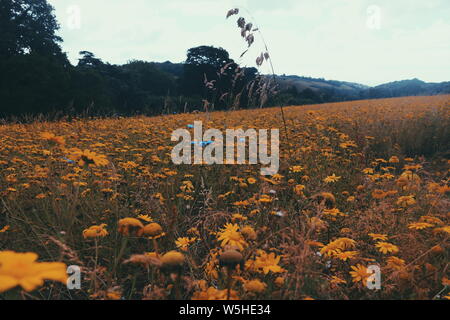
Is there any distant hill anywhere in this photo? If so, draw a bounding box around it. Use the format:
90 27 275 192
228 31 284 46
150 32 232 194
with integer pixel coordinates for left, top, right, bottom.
152 61 184 78
274 75 450 105
364 79 450 98
275 75 369 103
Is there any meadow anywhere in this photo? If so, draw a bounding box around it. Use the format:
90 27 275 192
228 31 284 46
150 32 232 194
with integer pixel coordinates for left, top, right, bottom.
0 95 449 300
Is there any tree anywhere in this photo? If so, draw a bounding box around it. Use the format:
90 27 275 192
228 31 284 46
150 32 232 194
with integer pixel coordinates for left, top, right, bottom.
0 0 71 118
0 0 64 59
77 51 104 68
185 46 232 69
0 54 71 117
182 46 242 109
123 60 176 96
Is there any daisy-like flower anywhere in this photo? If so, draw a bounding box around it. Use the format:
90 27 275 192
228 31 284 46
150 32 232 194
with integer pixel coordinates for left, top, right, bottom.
0 251 67 292
82 224 108 239
442 277 450 286
141 223 165 239
433 226 450 235
118 218 144 236
396 195 416 207
243 279 267 293
258 194 273 203
371 189 387 200
137 214 153 222
66 148 109 167
293 184 305 196
335 251 359 261
349 264 370 284
175 237 197 251
375 242 399 254
246 250 285 275
180 180 194 193
419 216 443 225
368 233 388 241
408 222 434 230
290 166 304 173
324 174 341 183
386 256 406 270
320 238 357 257
389 156 400 163
231 213 247 222
40 132 65 145
217 223 247 251
241 226 257 241
330 276 347 286
323 208 346 217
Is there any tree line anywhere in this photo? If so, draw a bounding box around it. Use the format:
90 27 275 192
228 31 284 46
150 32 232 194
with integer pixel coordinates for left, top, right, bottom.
0 0 270 120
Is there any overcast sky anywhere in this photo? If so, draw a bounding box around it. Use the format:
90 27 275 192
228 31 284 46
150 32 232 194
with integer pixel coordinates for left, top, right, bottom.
48 0 450 86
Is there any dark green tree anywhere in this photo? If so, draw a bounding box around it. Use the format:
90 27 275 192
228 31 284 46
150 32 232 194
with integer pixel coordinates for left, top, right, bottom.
0 0 71 118
181 45 255 110
182 46 236 97
77 51 104 68
0 0 64 59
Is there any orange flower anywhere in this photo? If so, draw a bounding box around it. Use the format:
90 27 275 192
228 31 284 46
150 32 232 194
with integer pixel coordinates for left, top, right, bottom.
368 233 388 241
66 148 109 167
330 276 347 286
244 279 267 293
175 237 197 251
335 251 359 261
371 189 387 200
141 223 165 239
375 242 399 254
389 156 400 163
217 223 247 251
0 251 67 292
349 264 369 284
324 174 341 183
83 224 108 239
246 250 285 275
408 222 433 230
40 132 65 145
118 218 144 236
396 195 416 207
293 184 306 196
386 256 406 270
192 287 239 300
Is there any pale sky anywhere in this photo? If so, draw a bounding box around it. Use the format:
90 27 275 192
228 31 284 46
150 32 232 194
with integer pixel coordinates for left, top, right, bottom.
48 0 450 86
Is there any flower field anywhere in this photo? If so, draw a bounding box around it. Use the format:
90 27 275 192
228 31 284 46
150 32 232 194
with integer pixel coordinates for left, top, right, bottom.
0 95 449 300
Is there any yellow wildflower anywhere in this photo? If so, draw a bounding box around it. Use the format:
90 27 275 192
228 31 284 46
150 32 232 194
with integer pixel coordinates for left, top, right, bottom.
375 242 399 254
82 224 108 239
217 223 247 251
0 251 67 292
